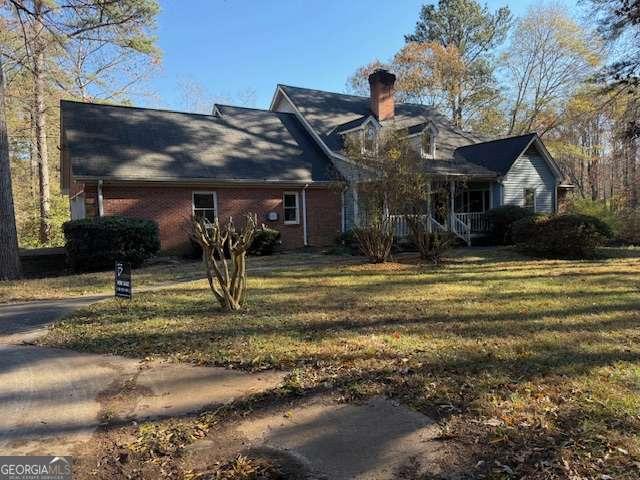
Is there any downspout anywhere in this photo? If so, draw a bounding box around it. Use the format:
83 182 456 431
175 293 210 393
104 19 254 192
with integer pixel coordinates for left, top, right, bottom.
426 179 432 233
97 179 104 217
302 184 308 246
449 179 455 228
353 185 359 226
340 187 346 233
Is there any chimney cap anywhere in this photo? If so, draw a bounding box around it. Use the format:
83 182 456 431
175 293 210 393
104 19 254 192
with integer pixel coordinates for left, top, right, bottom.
368 69 396 87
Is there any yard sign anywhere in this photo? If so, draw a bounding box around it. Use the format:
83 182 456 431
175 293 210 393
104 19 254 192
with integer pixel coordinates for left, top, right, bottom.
115 261 132 299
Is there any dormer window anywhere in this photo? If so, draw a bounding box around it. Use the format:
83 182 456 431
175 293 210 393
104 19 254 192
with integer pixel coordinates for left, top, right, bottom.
421 126 436 158
363 124 377 155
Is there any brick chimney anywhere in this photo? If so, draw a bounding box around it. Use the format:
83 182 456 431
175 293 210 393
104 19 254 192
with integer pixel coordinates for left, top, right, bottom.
368 69 396 121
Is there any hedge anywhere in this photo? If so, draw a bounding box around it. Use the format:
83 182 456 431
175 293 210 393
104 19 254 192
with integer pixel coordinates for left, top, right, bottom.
187 226 281 258
512 213 612 258
248 227 281 255
485 205 535 245
63 216 160 271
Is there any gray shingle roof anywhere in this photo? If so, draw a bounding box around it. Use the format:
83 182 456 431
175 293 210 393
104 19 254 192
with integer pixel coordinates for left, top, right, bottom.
454 133 538 176
422 159 498 177
61 100 335 182
278 84 485 162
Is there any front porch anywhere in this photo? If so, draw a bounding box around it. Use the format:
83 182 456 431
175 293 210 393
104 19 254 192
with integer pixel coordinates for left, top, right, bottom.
390 211 490 246
352 179 494 246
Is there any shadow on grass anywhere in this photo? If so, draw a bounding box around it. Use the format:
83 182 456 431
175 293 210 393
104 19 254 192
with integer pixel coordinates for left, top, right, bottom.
39 247 640 477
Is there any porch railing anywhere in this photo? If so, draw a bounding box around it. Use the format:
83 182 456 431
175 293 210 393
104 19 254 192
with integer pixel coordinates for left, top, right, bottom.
455 212 491 233
451 215 471 246
378 213 489 246
389 214 427 238
389 214 449 239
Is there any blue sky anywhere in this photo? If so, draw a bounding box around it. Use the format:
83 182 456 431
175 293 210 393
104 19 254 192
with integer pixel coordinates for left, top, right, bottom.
147 0 577 111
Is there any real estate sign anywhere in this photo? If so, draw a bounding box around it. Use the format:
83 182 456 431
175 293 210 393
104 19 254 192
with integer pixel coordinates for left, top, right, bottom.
115 261 132 299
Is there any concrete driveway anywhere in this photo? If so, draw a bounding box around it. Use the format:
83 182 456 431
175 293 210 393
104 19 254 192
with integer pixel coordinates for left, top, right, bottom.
0 296 284 456
0 296 108 344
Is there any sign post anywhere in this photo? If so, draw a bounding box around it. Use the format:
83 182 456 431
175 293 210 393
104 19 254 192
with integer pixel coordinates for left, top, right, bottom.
115 261 132 299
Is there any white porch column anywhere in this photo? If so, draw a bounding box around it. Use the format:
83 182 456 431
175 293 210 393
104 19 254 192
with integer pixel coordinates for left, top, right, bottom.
426 179 432 233
340 188 346 233
449 179 455 229
352 185 359 227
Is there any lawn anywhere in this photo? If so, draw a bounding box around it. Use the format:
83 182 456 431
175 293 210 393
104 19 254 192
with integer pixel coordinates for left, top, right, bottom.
0 252 336 303
43 247 640 478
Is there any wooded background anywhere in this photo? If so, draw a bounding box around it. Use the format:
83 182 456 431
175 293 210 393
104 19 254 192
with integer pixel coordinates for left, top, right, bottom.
348 0 640 216
1 0 638 253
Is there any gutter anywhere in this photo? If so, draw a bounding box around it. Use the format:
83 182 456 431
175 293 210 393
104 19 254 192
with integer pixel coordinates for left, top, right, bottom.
302 184 308 246
341 187 346 233
97 179 104 217
73 176 334 188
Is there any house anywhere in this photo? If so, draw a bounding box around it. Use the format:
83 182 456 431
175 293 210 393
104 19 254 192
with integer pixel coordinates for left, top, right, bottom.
60 69 572 252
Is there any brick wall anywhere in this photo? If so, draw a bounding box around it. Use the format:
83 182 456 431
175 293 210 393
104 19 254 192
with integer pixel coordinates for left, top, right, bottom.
306 187 342 246
86 183 341 253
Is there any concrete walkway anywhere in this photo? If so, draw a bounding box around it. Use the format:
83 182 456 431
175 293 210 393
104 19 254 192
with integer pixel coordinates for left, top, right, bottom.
0 295 285 456
186 395 452 480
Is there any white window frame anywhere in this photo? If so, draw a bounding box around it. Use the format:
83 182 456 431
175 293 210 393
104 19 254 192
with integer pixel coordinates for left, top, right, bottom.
283 191 300 225
420 126 437 158
523 187 536 212
362 123 378 155
192 191 218 222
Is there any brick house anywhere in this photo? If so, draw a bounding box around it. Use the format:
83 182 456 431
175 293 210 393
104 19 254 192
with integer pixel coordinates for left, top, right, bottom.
60 69 573 252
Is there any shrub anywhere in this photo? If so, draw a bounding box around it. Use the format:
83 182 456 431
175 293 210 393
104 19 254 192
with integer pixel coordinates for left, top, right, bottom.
617 208 640 245
485 205 535 244
325 230 359 255
567 198 620 235
511 213 549 242
248 227 281 255
512 214 613 258
64 216 160 271
353 218 394 263
336 230 357 247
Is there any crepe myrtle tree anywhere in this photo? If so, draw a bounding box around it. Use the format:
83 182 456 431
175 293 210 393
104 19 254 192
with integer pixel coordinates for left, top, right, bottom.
191 213 260 311
344 126 454 263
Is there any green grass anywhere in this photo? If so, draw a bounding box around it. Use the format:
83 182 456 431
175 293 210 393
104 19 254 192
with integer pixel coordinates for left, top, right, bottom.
43 247 640 478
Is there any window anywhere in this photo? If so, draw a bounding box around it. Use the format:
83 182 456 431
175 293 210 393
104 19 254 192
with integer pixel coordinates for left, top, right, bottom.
193 192 217 222
283 192 300 224
421 127 436 158
454 189 491 213
362 124 377 155
524 188 536 211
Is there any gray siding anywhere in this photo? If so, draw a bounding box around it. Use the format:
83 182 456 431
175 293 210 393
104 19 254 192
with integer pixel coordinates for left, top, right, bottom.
502 146 556 213
491 182 502 209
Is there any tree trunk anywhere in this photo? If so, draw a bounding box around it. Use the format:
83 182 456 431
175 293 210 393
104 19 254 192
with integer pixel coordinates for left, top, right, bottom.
0 56 22 280
453 91 463 128
29 107 38 196
630 137 638 209
33 0 51 244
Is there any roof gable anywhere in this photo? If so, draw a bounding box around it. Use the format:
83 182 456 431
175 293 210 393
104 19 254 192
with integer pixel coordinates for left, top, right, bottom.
276 84 484 162
454 133 540 176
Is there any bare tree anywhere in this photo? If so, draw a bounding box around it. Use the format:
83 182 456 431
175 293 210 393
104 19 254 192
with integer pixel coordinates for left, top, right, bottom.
2 0 159 243
503 5 602 136
0 55 22 280
345 127 453 263
191 214 259 311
